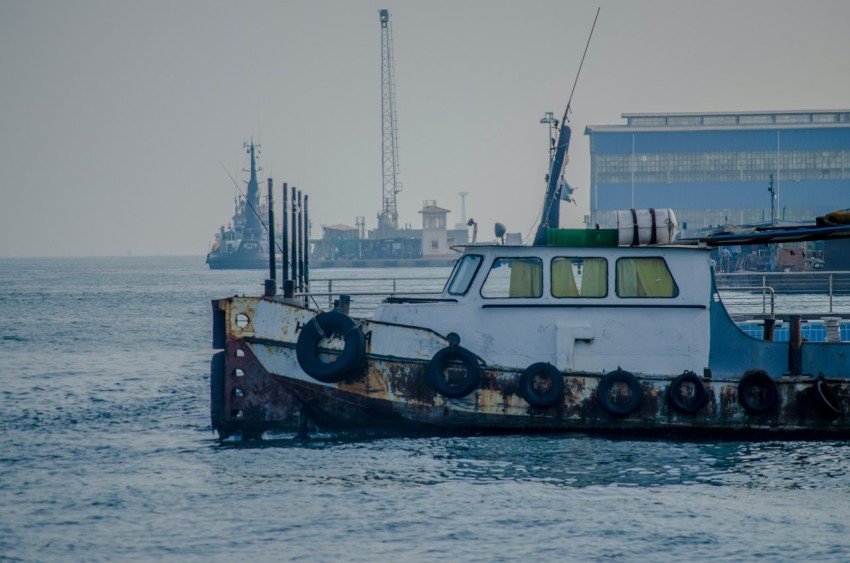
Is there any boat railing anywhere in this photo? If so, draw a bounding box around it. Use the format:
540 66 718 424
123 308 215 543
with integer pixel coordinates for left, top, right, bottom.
715 271 850 315
298 276 446 317
295 273 850 320
715 284 776 320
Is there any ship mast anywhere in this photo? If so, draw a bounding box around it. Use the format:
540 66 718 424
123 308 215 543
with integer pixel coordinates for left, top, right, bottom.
242 142 263 241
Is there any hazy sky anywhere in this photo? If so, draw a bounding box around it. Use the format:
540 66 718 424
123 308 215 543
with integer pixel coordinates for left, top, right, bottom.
2 0 849 257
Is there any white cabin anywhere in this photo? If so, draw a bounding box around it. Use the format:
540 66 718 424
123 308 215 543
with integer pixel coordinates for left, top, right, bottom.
372 244 714 376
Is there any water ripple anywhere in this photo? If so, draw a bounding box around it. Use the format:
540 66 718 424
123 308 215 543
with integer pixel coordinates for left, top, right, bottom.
2 257 850 562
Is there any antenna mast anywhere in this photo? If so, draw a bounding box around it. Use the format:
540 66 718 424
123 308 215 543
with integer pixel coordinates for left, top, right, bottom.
532 7 600 246
378 9 401 232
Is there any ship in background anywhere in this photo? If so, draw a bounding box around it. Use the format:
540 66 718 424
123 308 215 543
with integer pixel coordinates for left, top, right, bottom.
206 142 273 270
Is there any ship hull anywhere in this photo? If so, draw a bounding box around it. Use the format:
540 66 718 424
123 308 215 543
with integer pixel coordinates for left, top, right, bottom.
211 296 850 440
206 248 275 270
207 253 268 270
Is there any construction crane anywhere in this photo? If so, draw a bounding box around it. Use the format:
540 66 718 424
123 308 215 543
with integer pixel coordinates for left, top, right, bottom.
377 8 401 232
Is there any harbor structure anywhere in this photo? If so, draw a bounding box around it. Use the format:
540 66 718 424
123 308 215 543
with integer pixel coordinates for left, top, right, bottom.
312 200 467 267
585 110 850 236
419 201 451 257
312 9 468 267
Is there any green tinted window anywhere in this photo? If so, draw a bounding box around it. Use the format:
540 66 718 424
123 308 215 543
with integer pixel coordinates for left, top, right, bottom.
481 258 543 298
616 257 678 298
551 257 607 298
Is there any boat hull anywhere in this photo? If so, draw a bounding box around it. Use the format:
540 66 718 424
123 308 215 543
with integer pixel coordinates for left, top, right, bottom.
206 249 270 270
211 297 850 440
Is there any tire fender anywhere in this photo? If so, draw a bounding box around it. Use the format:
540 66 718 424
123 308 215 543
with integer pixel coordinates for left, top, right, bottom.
597 368 642 416
667 370 707 414
519 362 564 408
737 369 778 414
428 346 481 399
296 312 365 383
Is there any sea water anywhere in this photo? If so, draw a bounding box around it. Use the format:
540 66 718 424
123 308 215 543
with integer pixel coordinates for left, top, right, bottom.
2 256 850 562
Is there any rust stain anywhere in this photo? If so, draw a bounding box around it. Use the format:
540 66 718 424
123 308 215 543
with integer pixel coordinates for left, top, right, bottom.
719 383 738 417
221 339 298 431
387 361 437 404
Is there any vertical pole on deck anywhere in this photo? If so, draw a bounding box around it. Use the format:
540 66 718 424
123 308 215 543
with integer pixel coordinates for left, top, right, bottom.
303 194 310 290
282 182 289 285
263 178 277 297
297 189 304 292
788 315 802 375
291 185 298 292
266 178 276 294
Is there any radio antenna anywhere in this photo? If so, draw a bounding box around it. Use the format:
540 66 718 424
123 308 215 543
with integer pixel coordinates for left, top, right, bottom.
563 7 600 124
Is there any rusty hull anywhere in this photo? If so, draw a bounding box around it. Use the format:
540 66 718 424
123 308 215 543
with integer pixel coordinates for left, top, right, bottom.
211 297 850 439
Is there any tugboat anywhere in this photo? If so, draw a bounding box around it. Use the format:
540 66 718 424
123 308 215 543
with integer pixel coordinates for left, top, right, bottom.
210 109 850 440
206 142 270 270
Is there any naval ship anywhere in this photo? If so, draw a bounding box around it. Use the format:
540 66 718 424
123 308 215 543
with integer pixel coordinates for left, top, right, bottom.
206 143 271 270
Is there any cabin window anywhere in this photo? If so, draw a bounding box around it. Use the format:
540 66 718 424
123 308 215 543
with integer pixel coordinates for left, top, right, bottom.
551 257 608 298
616 257 679 298
446 254 483 295
481 257 543 299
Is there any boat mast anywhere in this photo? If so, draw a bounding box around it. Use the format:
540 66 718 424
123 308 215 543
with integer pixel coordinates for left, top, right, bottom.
532 8 600 246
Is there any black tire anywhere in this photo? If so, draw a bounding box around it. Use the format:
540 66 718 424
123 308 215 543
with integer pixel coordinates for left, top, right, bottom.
809 375 842 422
428 346 481 399
597 368 642 416
738 369 778 414
667 371 707 414
296 312 365 383
519 362 564 408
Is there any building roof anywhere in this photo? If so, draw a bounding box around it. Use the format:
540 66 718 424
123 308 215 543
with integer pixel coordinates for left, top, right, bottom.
419 206 451 214
586 109 850 134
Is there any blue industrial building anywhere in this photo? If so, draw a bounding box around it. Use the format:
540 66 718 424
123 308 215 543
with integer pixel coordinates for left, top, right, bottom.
585 110 850 236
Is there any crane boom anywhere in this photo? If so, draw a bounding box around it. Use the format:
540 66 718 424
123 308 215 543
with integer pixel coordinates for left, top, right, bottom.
378 8 401 232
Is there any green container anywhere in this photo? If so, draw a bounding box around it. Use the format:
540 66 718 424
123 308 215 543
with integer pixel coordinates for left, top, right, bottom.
546 228 619 247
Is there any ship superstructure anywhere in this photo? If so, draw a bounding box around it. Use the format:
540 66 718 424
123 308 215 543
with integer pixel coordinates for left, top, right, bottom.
207 142 273 270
